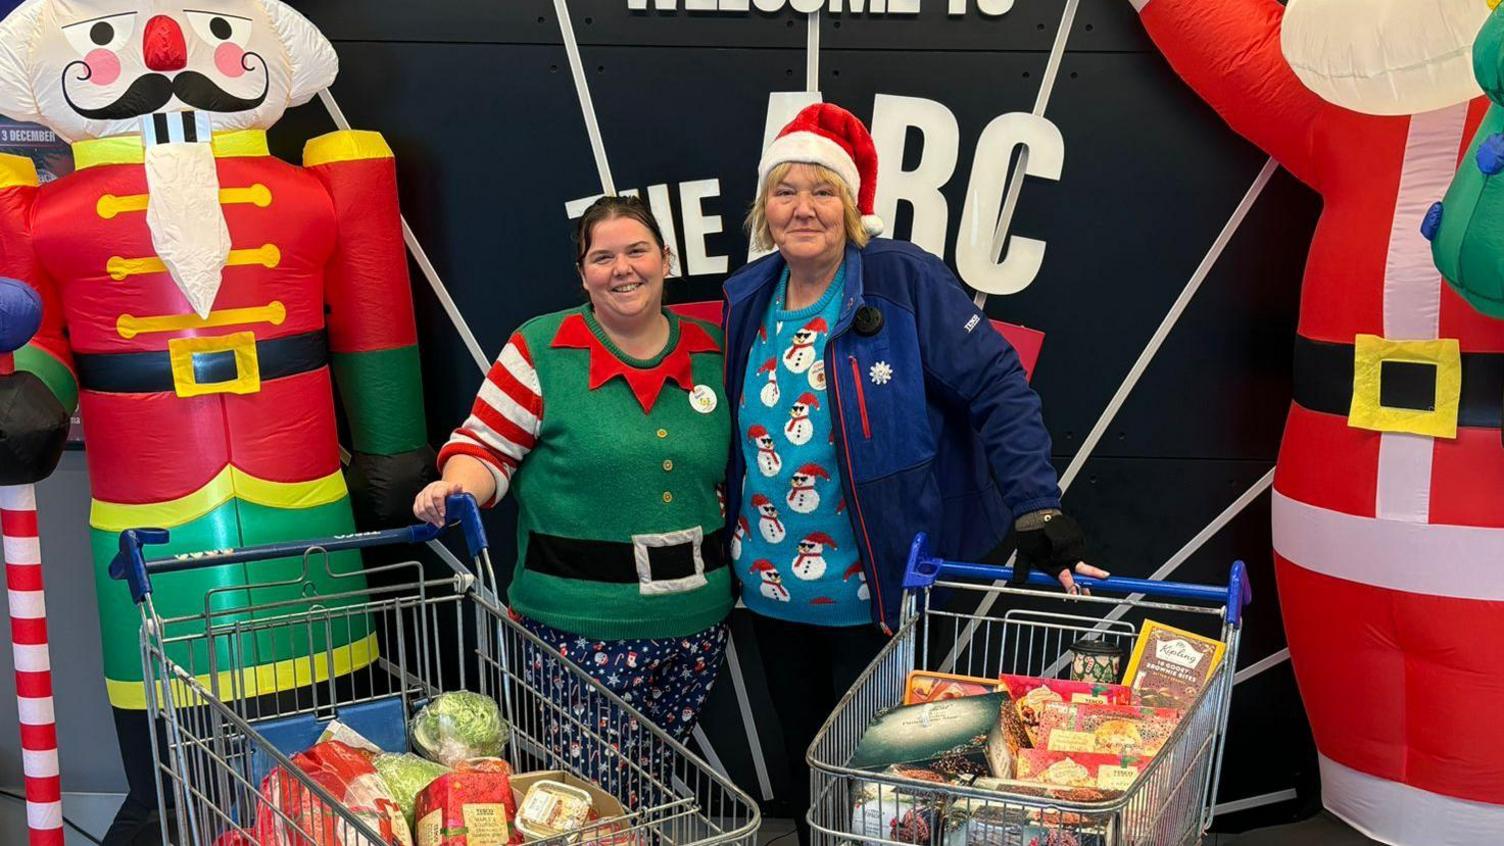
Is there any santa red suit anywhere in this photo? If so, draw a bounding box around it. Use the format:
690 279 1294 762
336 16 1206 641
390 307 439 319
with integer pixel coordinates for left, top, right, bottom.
1137 0 1504 841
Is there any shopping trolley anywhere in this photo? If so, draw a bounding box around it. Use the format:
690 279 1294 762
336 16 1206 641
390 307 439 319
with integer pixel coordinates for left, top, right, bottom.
807 533 1251 846
108 493 761 845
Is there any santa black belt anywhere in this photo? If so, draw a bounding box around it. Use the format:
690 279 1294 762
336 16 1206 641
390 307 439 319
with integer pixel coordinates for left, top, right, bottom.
1292 335 1504 429
525 530 727 584
75 330 328 394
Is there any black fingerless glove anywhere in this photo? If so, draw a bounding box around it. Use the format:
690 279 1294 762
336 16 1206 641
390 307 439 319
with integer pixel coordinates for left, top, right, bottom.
1011 510 1088 585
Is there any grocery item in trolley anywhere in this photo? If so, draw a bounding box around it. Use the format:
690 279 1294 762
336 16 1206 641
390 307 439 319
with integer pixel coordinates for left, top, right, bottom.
375 752 454 828
848 692 1030 779
515 779 595 839
1034 703 1182 757
1120 619 1226 709
255 740 413 846
414 757 521 846
411 692 511 767
850 769 964 846
904 670 1003 705
995 675 1134 746
1012 750 1146 796
1067 638 1126 685
961 802 1106 846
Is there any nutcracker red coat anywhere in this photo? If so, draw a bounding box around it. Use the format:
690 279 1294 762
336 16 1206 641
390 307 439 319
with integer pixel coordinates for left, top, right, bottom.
0 0 433 838
1133 0 1504 841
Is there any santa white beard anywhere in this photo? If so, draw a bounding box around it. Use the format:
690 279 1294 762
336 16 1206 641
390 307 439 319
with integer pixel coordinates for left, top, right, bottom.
786 416 812 445
787 486 819 514
759 516 785 544
145 142 231 317
757 450 782 477
784 344 815 373
791 553 826 580
761 379 780 407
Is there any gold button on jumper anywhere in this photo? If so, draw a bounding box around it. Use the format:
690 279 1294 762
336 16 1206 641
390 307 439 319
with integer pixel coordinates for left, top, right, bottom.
657 428 668 439
662 491 673 503
662 459 674 472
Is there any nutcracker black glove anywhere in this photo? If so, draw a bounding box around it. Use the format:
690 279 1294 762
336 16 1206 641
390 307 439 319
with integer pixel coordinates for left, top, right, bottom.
1011 510 1088 586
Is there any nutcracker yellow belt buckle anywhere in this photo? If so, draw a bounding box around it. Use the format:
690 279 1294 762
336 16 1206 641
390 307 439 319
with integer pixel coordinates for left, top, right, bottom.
168 331 262 397
1348 333 1461 439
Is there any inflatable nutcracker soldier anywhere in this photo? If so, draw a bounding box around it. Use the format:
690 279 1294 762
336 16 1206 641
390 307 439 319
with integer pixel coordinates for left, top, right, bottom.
0 1 432 840
1132 0 1504 842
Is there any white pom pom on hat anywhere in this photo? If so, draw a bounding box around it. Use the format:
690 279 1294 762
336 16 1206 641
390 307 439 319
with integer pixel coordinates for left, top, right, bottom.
758 103 884 237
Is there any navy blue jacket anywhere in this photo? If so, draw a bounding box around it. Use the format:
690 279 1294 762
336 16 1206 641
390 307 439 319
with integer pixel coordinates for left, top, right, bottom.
722 240 1062 631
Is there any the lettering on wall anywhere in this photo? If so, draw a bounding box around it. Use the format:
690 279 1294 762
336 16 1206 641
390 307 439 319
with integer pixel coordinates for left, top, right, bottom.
566 93 1064 295
625 0 1012 16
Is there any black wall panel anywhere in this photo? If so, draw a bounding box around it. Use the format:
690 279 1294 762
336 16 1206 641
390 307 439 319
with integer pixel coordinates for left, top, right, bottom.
267 0 1321 831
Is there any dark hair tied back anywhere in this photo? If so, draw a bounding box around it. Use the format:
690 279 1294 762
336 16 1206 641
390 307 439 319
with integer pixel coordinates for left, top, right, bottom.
574 195 669 266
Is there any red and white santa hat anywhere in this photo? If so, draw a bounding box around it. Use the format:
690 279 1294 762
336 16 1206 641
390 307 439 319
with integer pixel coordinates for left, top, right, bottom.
759 103 884 237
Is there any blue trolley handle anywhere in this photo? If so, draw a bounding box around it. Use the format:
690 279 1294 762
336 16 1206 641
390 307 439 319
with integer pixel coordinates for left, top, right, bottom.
902 532 1253 627
108 493 489 605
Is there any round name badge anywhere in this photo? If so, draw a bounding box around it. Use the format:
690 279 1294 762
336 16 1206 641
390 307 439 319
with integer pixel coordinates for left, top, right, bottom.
808 360 827 391
690 384 718 414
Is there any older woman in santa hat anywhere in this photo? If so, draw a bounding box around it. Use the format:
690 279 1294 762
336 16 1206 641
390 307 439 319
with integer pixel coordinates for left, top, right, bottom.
720 102 1105 843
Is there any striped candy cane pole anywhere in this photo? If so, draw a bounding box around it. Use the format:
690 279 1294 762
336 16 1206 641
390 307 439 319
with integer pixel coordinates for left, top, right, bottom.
2 484 62 845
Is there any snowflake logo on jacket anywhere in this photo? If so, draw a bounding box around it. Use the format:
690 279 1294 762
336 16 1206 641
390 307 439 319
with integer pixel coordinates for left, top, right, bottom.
786 392 820 445
757 357 780 407
750 559 791 602
748 424 783 476
731 515 749 561
791 532 838 580
783 317 827 374
787 462 831 514
751 494 786 543
844 562 870 601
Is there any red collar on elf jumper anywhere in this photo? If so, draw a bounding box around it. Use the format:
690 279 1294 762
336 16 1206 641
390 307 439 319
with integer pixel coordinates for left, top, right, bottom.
551 312 718 412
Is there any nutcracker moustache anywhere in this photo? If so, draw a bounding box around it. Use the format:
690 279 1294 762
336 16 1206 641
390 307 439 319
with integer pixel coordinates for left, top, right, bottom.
1133 0 1504 842
0 1 433 841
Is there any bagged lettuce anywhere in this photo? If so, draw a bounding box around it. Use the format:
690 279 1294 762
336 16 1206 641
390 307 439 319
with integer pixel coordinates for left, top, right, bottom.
410 692 509 767
373 752 451 828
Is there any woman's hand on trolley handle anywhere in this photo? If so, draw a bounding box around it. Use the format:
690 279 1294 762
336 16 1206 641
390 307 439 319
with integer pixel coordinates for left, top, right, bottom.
1012 509 1109 595
412 455 499 526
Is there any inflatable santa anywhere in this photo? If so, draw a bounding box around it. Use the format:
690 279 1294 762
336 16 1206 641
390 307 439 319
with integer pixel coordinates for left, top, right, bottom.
0 1 432 839
1132 0 1504 841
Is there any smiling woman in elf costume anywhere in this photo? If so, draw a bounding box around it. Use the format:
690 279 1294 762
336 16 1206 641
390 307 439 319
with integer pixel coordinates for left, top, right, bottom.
414 195 732 798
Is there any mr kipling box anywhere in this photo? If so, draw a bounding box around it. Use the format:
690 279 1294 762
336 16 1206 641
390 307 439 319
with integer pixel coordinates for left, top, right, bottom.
848 692 1028 779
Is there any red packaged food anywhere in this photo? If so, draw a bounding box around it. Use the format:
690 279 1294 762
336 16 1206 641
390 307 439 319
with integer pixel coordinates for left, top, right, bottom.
996 675 1134 745
414 761 521 846
1013 749 1147 795
1035 703 1183 758
255 740 412 846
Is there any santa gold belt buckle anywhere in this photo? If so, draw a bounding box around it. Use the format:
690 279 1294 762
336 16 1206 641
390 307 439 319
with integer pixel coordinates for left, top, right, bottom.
1347 333 1461 439
167 331 262 398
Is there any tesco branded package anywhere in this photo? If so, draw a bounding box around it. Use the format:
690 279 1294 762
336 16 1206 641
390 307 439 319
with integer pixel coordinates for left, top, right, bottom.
1034 703 1183 758
254 740 413 846
995 675 1134 746
414 758 521 846
1012 749 1146 796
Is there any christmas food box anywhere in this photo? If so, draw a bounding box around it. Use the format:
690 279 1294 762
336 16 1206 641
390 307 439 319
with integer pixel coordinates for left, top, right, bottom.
851 767 964 846
1013 750 1146 796
1121 620 1225 709
508 771 629 845
995 675 1134 745
1035 703 1182 758
415 758 521 846
950 779 1109 846
848 693 1029 779
905 670 1003 705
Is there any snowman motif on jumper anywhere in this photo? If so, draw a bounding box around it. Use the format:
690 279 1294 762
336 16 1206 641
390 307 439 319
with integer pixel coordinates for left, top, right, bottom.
843 562 870 601
751 494 786 543
757 357 781 407
783 317 827 374
786 462 832 514
749 559 791 602
791 532 838 580
747 425 783 476
731 516 750 562
786 392 820 446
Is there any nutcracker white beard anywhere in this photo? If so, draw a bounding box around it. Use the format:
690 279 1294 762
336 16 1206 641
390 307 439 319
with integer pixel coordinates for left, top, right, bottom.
144 142 231 318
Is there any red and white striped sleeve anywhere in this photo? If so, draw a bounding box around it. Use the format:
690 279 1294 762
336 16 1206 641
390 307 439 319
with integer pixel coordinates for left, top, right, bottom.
437 331 543 506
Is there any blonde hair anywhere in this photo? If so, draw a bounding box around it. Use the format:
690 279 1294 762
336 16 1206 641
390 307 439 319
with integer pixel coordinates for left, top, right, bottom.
746 162 871 253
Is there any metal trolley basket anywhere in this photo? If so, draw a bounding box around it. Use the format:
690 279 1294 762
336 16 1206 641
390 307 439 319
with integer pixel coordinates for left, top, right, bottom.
808 533 1251 846
109 494 760 846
